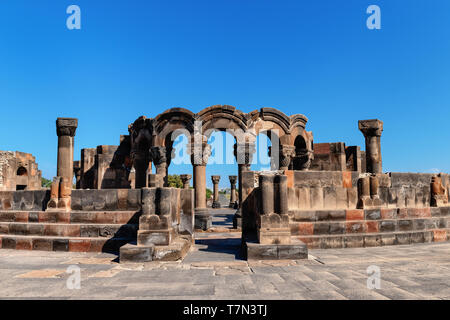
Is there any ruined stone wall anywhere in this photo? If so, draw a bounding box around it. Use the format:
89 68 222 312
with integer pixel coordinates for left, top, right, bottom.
0 190 50 211
311 143 366 173
286 171 449 211
77 137 133 190
0 151 42 191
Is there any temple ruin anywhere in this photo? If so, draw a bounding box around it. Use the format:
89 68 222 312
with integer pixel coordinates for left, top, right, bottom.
0 106 448 262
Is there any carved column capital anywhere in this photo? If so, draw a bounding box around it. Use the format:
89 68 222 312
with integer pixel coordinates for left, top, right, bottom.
211 175 221 184
150 146 167 166
180 174 192 189
358 119 383 137
229 175 237 185
188 136 211 166
56 118 78 137
234 142 256 165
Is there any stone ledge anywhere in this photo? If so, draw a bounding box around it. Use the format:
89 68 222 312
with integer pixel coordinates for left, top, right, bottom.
245 239 308 260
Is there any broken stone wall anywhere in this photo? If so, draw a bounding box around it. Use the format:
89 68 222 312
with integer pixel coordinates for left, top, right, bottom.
0 151 42 191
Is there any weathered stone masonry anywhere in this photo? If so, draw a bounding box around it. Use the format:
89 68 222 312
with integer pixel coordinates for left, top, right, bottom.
0 107 448 262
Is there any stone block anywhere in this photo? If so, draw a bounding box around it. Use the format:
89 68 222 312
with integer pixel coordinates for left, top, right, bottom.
433 230 447 242
398 220 413 231
365 209 381 220
310 187 324 209
346 209 364 221
430 208 441 217
396 233 411 245
292 210 316 222
297 187 311 210
347 187 358 209
381 209 397 219
413 219 425 230
313 222 330 235
329 222 345 234
53 239 69 251
381 234 396 246
120 244 154 263
346 222 365 233
323 187 337 209
410 232 425 243
365 221 379 233
320 236 344 249
344 235 364 248
380 220 396 232
16 238 32 250
364 235 381 247
32 238 53 251
335 187 348 209
69 240 91 252
296 222 314 235
138 230 172 246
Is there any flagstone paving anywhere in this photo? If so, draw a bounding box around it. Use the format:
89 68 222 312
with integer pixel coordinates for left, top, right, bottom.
0 240 449 299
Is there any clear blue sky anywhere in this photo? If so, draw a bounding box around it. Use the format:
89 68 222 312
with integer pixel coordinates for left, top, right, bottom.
1 0 449 189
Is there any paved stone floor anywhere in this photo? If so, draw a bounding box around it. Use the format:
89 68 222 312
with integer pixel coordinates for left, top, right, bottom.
0 239 449 299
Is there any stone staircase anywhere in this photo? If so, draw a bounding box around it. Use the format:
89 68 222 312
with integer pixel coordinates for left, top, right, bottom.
0 210 140 252
289 206 450 249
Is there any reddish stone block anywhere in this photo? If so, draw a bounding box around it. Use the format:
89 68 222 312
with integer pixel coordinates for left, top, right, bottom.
14 212 28 223
44 225 80 237
365 221 379 233
96 212 116 224
69 239 91 252
32 239 53 251
285 170 294 188
0 237 2 248
346 221 366 233
38 212 57 223
0 224 8 234
56 212 71 223
342 172 352 188
398 208 408 219
297 222 314 235
314 143 331 155
16 238 32 250
346 210 364 221
407 208 431 218
433 230 447 242
89 239 107 252
381 209 397 219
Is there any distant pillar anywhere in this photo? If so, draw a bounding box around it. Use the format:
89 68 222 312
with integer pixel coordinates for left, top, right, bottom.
56 118 78 182
358 119 383 174
228 175 238 208
180 174 192 189
234 142 256 207
211 175 221 208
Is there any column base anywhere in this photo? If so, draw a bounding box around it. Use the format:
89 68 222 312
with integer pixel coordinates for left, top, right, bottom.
233 209 242 229
243 237 308 260
194 208 212 230
212 201 221 208
229 201 238 209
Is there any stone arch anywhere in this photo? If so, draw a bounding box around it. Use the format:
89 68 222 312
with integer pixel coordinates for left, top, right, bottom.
17 166 28 176
198 105 249 139
153 108 195 147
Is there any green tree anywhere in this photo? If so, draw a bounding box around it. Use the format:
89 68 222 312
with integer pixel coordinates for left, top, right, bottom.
41 177 52 188
206 188 212 200
167 174 183 188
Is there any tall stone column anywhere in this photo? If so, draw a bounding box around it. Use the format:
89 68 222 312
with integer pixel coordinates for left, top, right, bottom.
189 136 212 230
233 142 256 228
358 119 383 174
228 175 238 208
56 118 78 182
180 174 192 189
211 175 221 208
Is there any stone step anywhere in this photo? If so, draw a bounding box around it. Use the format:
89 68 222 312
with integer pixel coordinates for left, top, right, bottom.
0 222 138 238
0 234 134 253
120 235 192 262
289 207 450 222
290 217 450 236
295 228 450 249
0 210 140 224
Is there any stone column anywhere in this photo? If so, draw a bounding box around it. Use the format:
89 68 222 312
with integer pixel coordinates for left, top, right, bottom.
56 118 78 182
233 142 256 228
132 152 150 188
228 175 238 208
150 146 167 186
211 175 221 208
180 174 192 189
189 136 212 230
358 119 383 174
